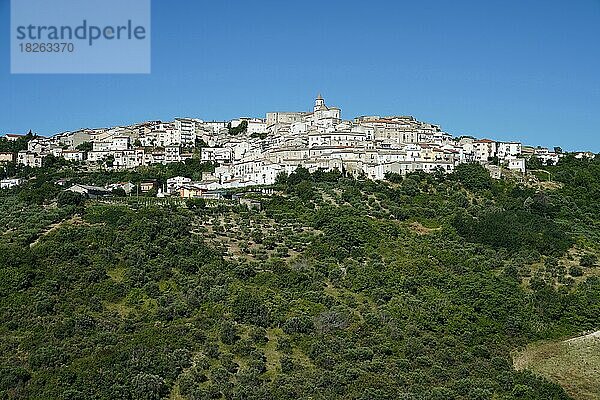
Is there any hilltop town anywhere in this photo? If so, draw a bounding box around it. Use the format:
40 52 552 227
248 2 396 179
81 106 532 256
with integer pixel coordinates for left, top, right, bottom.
1 107 599 399
1 96 594 195
2 99 600 400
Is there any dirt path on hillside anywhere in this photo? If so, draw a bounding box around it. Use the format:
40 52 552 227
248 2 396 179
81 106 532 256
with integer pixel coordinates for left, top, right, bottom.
29 215 82 248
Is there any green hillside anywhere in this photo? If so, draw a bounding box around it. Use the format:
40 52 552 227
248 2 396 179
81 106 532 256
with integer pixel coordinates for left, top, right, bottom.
1 157 599 399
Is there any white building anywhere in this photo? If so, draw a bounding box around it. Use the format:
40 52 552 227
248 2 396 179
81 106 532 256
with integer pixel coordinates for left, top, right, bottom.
3 134 26 142
166 176 192 194
201 147 233 164
165 146 182 163
175 118 198 146
62 150 85 162
312 94 341 128
497 142 522 160
473 139 497 162
17 151 43 167
0 152 15 163
111 136 130 151
0 178 24 189
266 112 310 127
308 131 366 148
113 149 144 168
507 158 526 173
534 148 561 165
93 141 111 152
88 151 110 163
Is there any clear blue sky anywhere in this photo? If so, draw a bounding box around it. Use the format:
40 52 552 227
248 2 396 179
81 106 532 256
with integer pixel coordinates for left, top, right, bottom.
1 0 599 151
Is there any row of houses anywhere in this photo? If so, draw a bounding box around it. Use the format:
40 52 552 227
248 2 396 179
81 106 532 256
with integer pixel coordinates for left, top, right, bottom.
5 95 587 191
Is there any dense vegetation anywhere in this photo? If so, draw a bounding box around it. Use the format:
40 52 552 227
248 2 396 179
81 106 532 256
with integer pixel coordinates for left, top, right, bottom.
1 157 599 399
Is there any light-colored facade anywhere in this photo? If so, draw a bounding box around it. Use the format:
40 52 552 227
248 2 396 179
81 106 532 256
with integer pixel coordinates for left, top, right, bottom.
10 96 533 190
0 152 15 163
17 151 43 168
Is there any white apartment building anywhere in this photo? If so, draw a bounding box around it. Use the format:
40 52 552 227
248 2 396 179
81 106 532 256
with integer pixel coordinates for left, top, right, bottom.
473 139 497 162
17 151 42 167
93 141 111 152
534 148 561 165
62 150 85 162
175 118 198 146
165 146 182 163
111 136 130 151
201 147 233 164
88 151 110 163
166 176 192 194
113 150 144 168
497 142 522 160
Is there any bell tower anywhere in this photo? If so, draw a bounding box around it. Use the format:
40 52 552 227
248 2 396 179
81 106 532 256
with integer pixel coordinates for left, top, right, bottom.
314 93 325 112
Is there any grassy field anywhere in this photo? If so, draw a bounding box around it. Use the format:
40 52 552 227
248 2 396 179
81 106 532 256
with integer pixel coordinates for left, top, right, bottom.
514 331 600 400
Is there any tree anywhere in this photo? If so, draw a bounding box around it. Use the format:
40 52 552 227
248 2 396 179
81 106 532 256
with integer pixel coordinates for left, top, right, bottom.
287 166 311 186
111 187 127 197
220 321 239 345
195 138 208 148
250 132 267 140
42 154 67 169
384 172 403 184
526 156 543 170
186 197 206 210
275 171 288 186
76 142 93 152
0 134 32 153
580 254 597 268
232 291 270 327
295 180 315 202
452 163 492 191
569 266 583 277
229 120 248 135
57 191 86 207
131 373 166 400
105 154 115 168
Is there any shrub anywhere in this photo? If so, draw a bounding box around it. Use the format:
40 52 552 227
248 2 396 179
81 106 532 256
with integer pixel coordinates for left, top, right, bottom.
186 197 206 210
282 316 314 334
580 254 597 268
57 190 85 207
569 266 583 277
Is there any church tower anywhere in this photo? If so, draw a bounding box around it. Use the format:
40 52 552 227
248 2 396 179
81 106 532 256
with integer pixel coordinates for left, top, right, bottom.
314 93 325 112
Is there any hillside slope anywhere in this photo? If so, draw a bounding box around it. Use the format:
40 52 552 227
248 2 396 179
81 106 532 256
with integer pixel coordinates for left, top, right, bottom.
1 159 599 399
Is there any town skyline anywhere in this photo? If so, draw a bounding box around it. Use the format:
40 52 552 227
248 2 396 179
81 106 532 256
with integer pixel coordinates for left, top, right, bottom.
1 94 592 153
6 94 590 195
